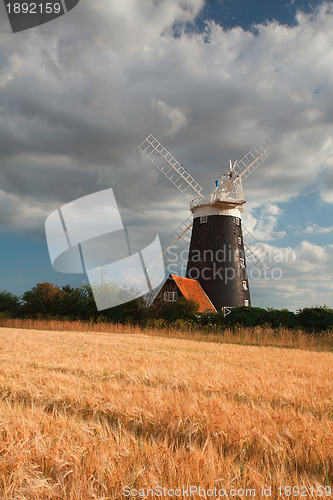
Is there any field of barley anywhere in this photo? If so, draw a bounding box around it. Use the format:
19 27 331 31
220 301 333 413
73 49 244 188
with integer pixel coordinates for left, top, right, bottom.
0 326 331 499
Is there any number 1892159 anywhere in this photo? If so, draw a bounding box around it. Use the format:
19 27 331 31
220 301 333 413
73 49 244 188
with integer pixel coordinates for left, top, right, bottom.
6 3 62 14
278 486 332 496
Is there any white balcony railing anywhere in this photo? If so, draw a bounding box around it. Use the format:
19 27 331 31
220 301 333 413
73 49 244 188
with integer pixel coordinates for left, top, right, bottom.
190 189 244 210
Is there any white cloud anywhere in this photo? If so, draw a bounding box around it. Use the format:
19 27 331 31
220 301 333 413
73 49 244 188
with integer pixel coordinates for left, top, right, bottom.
303 223 333 234
90 0 204 55
250 241 333 309
153 99 190 135
318 168 333 203
242 204 286 241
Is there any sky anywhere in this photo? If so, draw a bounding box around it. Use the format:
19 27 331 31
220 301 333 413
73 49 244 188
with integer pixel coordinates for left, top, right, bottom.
0 0 332 310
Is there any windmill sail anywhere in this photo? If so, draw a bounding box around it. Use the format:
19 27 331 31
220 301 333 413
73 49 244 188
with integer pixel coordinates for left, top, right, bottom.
139 134 203 200
162 216 193 253
234 136 276 182
146 216 193 273
242 225 271 270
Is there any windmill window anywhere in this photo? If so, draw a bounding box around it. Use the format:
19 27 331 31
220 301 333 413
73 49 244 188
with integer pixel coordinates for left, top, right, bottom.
236 218 240 226
244 300 249 306
238 237 242 245
164 291 178 302
240 258 245 268
242 281 248 290
200 216 208 224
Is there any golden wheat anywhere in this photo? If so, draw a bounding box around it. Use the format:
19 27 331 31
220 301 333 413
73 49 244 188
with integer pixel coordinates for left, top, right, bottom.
0 327 331 499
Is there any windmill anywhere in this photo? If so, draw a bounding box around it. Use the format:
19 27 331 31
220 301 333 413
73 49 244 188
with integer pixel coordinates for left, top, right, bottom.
139 134 276 311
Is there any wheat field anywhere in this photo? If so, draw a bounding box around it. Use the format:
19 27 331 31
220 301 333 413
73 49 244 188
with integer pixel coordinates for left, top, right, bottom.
0 327 331 499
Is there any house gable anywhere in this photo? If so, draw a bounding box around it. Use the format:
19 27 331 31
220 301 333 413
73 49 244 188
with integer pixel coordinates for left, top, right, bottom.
151 274 216 314
151 275 183 310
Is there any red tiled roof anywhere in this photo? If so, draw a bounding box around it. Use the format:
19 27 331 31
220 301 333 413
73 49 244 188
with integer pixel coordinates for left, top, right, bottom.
170 274 217 313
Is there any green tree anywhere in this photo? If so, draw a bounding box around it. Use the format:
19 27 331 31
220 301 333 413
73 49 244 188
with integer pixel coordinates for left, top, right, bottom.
52 285 95 319
22 282 62 317
0 290 21 317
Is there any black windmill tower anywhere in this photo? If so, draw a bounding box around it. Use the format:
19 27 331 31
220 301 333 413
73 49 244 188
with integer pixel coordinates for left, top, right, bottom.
139 134 276 312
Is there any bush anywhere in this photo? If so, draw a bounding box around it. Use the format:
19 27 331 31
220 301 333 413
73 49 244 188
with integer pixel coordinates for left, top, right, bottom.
172 318 196 331
266 308 299 329
296 306 333 333
145 318 169 330
100 298 148 325
225 306 270 327
195 313 219 326
157 297 199 322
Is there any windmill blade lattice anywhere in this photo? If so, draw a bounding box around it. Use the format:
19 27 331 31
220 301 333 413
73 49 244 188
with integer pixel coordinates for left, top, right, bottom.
233 136 276 182
146 216 193 274
139 134 204 200
162 216 193 253
242 225 271 270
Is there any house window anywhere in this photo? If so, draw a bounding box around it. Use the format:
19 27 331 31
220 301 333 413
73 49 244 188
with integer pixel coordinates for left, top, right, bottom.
238 236 242 245
242 281 248 290
164 291 178 302
235 217 240 226
200 216 208 224
240 258 245 268
244 300 249 306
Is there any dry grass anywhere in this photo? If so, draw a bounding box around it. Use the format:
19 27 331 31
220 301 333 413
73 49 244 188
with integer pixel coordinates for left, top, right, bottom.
0 326 331 499
1 317 332 352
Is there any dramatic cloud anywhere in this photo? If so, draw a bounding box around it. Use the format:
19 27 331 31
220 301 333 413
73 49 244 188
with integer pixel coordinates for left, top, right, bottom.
0 2 332 234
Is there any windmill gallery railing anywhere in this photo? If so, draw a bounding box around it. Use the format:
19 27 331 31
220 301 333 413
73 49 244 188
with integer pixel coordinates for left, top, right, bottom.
190 187 245 210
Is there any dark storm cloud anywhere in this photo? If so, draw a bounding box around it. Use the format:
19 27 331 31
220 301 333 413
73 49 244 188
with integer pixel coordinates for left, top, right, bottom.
0 0 332 236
